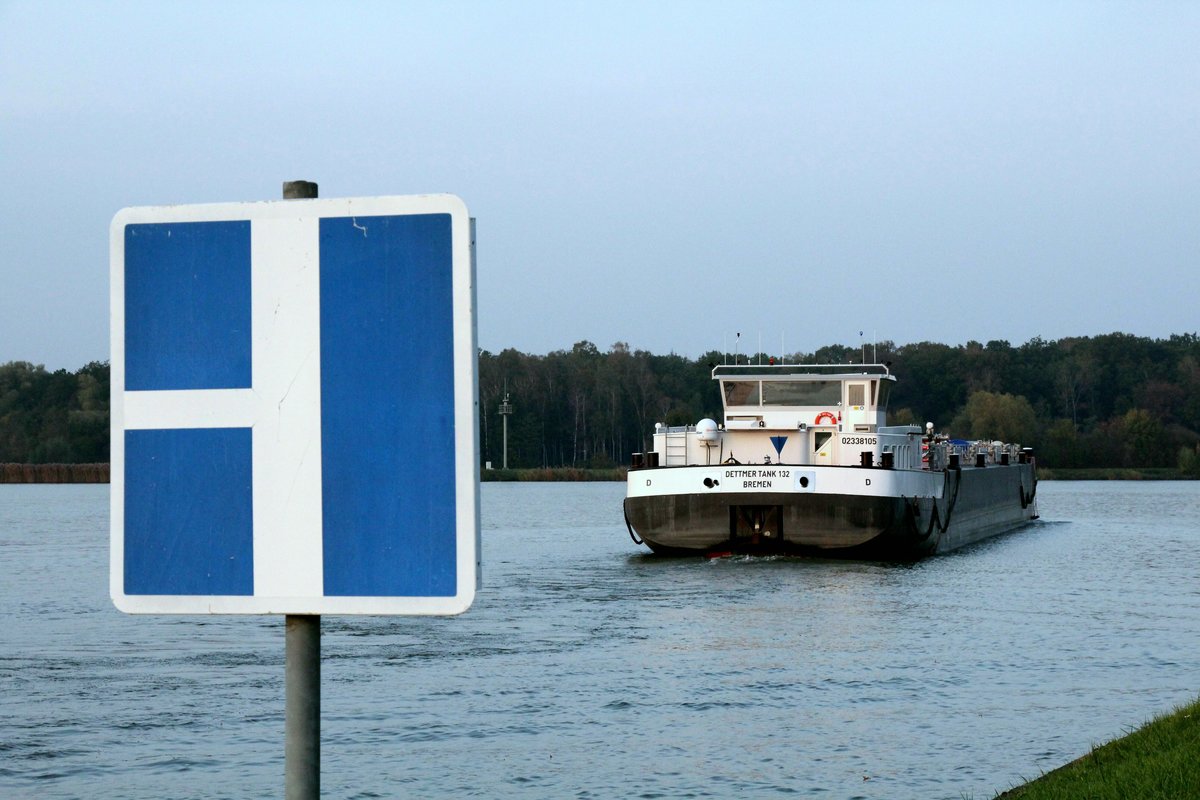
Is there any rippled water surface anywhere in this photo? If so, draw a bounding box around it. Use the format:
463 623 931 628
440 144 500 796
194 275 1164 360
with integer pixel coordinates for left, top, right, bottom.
2 481 1199 799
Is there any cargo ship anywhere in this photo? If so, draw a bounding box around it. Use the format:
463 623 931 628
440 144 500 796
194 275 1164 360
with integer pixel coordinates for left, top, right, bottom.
622 363 1038 558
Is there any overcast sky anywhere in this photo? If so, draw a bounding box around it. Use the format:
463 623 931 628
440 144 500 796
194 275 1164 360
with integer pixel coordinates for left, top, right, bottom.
2 1 1197 370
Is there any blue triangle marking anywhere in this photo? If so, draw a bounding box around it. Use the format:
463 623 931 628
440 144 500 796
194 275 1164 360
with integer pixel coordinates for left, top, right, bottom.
770 435 787 456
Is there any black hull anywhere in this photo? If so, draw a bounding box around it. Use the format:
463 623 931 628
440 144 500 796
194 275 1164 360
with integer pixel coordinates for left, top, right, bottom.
624 464 1038 560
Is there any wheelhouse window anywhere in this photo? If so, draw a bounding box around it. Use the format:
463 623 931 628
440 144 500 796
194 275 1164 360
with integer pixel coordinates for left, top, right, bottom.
848 384 865 407
760 380 842 406
877 380 893 412
722 381 760 406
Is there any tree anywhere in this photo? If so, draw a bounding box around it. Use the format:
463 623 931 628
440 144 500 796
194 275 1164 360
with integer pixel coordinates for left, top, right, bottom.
1180 445 1200 478
1115 409 1168 468
1042 418 1084 468
951 391 1037 444
0 360 110 463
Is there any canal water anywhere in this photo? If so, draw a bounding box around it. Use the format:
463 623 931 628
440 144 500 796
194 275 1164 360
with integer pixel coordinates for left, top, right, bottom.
2 481 1198 799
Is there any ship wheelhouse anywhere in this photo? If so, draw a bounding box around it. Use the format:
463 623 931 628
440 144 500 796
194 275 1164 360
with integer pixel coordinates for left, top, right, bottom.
646 364 919 470
714 363 894 433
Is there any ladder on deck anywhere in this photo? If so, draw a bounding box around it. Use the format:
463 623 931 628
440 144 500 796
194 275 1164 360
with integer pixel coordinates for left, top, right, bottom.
665 429 689 466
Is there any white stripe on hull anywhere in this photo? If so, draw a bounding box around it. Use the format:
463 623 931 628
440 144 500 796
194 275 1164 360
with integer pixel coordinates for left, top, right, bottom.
624 464 1037 557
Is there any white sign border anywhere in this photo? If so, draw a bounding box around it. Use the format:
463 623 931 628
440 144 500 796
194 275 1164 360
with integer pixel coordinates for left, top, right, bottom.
110 194 480 615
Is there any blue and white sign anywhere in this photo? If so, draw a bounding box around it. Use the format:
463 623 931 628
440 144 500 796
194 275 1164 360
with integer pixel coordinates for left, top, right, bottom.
110 195 479 615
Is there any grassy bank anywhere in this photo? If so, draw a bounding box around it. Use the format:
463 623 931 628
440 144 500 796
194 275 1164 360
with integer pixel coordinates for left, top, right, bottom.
995 697 1200 799
481 467 627 482
1036 467 1194 480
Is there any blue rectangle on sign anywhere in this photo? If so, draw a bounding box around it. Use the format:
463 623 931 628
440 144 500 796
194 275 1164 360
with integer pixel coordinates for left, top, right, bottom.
124 427 254 596
319 214 457 597
124 221 252 391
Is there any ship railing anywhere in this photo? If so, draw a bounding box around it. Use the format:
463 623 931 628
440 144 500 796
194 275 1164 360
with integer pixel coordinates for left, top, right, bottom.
928 440 1024 470
651 424 699 467
967 441 1023 464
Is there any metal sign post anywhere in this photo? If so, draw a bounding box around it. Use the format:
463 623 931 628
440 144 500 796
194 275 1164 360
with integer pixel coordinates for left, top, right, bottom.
285 613 320 799
282 179 320 800
110 182 480 799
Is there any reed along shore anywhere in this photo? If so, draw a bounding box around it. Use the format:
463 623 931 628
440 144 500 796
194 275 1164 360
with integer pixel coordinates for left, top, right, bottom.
0 463 110 483
481 467 626 482
0 464 618 484
4 464 1196 484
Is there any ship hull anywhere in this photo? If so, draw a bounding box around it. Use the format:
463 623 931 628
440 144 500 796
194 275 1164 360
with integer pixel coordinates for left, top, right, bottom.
623 463 1038 560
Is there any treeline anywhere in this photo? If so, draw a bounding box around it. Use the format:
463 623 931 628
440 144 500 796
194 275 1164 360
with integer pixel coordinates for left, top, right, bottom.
4 332 1200 472
0 361 109 463
479 334 1200 473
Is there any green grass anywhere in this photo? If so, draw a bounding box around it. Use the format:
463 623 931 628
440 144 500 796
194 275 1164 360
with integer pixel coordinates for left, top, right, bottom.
994 697 1200 799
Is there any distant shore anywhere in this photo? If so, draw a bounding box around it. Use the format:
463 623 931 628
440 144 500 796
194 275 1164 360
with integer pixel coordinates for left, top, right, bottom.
488 466 1200 482
481 467 627 482
0 463 110 483
1035 467 1195 480
2 464 1195 484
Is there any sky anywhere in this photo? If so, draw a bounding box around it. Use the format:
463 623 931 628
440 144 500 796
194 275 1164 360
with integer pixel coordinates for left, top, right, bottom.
2 1 1197 370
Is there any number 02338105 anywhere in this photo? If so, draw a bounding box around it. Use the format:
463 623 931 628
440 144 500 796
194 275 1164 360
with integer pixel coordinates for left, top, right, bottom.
840 435 878 446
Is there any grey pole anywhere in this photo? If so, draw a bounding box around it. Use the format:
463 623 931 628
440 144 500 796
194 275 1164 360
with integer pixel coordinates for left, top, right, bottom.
282 179 320 800
283 180 319 200
499 391 513 470
285 615 319 799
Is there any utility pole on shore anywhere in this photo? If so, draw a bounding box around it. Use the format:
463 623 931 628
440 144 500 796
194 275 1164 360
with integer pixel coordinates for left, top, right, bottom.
499 385 513 470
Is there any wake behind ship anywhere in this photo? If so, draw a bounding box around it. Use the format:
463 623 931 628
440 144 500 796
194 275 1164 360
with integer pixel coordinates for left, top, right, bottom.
622 363 1038 559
